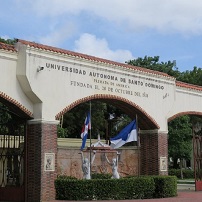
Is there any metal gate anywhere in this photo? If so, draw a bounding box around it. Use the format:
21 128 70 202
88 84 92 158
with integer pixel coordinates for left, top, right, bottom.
193 123 202 191
0 105 26 202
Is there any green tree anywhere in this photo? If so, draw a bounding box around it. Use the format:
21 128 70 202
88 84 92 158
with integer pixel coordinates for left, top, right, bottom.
126 55 197 172
0 37 17 45
0 103 12 134
178 66 202 86
58 100 132 140
127 55 202 87
168 116 192 178
127 56 180 78
59 101 108 139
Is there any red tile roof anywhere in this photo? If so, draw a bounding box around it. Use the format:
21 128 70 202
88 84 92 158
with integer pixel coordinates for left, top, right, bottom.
17 39 172 78
176 81 202 91
1 39 202 92
0 42 16 52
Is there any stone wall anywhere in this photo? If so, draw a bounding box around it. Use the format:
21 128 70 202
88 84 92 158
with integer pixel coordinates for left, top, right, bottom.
57 139 139 178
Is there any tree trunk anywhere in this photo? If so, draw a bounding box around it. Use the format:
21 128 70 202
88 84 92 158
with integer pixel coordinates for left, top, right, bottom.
173 158 179 169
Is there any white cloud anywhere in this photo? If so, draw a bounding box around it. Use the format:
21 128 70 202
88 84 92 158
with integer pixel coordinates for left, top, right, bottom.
38 23 76 47
74 33 134 63
26 0 87 16
0 35 10 40
22 0 202 36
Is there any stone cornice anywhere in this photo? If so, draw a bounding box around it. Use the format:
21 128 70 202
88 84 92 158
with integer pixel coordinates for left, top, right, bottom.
17 39 175 80
176 81 202 92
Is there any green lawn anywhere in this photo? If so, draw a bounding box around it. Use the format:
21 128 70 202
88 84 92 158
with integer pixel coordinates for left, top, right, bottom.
177 179 195 184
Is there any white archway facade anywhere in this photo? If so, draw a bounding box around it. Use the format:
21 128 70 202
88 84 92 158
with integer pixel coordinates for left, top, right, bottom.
1 40 202 201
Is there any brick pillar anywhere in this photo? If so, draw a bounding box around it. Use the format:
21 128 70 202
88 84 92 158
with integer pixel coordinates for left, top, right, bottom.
26 120 58 202
140 130 168 176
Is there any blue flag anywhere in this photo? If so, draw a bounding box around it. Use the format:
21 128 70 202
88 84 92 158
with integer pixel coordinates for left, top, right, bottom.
110 120 137 149
80 112 91 150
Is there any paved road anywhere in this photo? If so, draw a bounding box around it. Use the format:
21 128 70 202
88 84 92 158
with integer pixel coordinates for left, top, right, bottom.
49 190 202 202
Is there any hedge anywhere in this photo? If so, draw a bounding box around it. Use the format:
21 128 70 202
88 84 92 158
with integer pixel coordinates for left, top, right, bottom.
168 169 194 179
55 175 177 200
153 176 177 198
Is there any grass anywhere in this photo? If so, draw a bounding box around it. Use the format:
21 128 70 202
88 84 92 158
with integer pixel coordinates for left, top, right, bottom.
177 179 195 184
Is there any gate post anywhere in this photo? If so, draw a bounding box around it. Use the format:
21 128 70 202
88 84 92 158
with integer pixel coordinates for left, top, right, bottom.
26 120 59 202
140 130 168 176
193 123 202 191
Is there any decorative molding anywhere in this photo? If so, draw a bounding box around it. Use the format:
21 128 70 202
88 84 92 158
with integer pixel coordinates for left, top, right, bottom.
27 119 60 125
168 111 202 122
0 91 33 117
55 94 160 129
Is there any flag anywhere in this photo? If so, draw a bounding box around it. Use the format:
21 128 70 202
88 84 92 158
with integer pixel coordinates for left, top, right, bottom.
110 120 137 149
81 112 91 150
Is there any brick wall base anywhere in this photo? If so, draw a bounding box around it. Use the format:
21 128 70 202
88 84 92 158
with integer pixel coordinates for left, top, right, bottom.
140 131 168 175
26 120 58 202
25 124 167 201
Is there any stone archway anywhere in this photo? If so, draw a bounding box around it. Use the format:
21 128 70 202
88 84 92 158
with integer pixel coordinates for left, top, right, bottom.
168 111 202 190
168 111 202 122
56 95 165 178
56 94 160 130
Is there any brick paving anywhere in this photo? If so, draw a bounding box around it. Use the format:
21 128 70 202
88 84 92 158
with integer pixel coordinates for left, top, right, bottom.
48 191 202 202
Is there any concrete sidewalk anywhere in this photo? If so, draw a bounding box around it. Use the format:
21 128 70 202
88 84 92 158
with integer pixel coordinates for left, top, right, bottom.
49 190 202 202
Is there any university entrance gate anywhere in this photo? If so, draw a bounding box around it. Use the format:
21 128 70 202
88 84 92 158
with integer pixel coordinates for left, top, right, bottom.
0 100 27 202
0 39 202 201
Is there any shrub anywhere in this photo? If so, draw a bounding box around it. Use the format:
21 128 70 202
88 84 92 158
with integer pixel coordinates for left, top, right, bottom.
153 176 177 198
55 175 177 200
169 169 194 179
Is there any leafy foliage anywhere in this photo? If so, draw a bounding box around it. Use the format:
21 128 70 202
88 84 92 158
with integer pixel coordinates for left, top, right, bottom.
127 55 202 168
58 101 107 139
0 103 12 123
55 175 177 200
0 103 13 134
153 176 177 198
127 56 180 78
169 169 194 179
168 115 192 168
57 126 68 138
57 100 132 139
0 37 17 45
178 66 202 86
127 55 202 86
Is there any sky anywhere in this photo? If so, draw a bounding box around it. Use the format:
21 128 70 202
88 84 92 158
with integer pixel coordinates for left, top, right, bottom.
1 0 202 72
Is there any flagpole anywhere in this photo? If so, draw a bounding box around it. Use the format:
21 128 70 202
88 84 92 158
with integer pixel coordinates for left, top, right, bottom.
89 101 92 178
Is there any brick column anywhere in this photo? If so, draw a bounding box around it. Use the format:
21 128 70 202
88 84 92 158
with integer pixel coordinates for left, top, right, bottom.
26 120 58 202
140 130 168 176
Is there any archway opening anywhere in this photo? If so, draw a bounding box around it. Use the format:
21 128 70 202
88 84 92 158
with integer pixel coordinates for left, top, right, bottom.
0 99 31 202
168 112 202 180
57 97 159 140
56 97 160 178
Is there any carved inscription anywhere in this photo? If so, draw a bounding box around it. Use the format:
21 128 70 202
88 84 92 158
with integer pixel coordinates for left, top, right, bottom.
45 62 167 98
